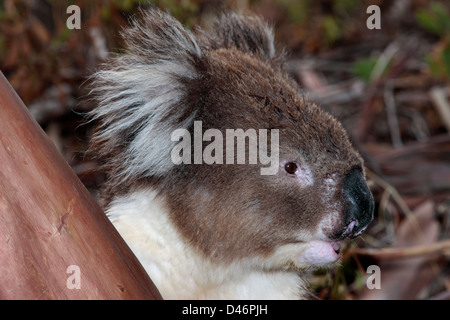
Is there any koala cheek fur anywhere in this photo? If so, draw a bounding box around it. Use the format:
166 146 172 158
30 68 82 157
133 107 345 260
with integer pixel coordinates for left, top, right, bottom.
88 8 374 299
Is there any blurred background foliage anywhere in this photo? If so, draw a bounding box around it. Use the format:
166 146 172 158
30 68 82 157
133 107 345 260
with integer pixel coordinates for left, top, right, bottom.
1 0 449 102
0 0 449 300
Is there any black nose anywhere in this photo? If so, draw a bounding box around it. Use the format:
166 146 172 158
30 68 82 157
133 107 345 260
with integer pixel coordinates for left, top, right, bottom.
341 167 374 238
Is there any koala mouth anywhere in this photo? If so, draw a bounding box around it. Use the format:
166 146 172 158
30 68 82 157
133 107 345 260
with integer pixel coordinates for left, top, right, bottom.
330 241 341 255
296 219 368 266
296 240 342 266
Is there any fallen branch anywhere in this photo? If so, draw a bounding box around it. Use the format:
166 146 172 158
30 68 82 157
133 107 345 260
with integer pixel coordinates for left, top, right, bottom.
430 87 450 132
350 239 450 259
366 168 425 240
384 83 403 148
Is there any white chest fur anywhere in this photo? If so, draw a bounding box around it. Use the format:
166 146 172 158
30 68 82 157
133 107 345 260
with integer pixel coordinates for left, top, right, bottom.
106 190 306 299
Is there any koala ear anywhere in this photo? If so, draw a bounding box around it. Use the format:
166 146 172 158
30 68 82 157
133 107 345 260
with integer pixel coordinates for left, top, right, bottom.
120 8 202 66
88 8 202 181
209 13 276 59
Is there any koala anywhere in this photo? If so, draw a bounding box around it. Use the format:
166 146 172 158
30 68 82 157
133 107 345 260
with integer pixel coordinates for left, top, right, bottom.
88 8 374 299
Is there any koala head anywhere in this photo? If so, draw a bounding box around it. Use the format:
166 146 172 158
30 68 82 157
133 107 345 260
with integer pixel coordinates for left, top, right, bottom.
89 9 374 271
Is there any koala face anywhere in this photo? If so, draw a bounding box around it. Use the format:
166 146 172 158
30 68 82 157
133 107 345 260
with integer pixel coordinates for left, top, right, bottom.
162 48 374 268
89 9 374 272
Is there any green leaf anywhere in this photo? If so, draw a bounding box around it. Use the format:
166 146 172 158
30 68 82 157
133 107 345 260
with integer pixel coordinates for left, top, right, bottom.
322 15 342 45
416 10 443 35
442 46 450 78
416 2 450 36
353 57 378 83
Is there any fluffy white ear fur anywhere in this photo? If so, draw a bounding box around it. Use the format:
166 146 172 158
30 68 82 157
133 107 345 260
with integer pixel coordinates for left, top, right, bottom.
88 9 201 180
88 9 278 182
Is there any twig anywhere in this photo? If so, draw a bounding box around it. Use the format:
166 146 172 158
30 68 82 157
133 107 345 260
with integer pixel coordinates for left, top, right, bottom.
370 42 399 83
430 87 450 132
350 239 450 259
384 83 403 147
366 168 425 241
378 186 397 243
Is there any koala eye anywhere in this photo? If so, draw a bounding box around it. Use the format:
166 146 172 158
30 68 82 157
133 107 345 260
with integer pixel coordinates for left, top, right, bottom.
284 162 298 175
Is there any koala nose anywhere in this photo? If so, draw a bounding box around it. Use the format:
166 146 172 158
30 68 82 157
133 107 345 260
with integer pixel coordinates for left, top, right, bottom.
341 167 374 239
